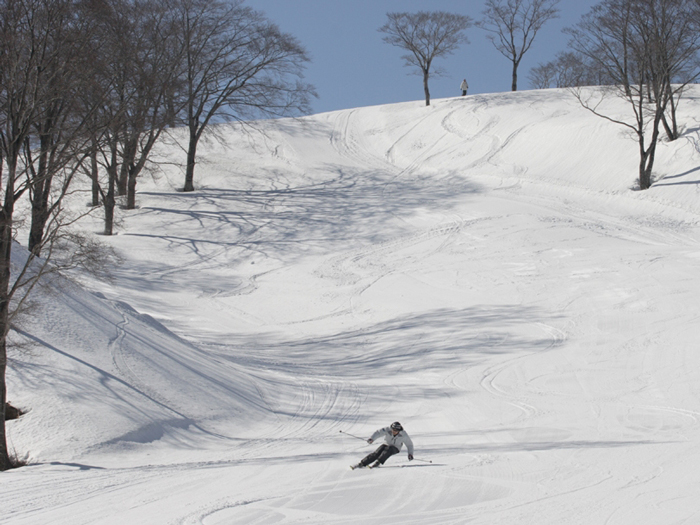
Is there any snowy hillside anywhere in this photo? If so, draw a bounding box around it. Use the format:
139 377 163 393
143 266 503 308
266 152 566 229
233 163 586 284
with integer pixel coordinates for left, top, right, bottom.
4 87 700 524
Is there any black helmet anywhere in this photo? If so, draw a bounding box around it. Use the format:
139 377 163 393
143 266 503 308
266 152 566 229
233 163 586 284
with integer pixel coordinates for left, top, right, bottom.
390 421 403 431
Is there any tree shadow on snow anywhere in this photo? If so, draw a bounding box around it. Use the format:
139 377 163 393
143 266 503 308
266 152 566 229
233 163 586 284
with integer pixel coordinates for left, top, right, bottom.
199 305 565 428
116 165 483 295
213 305 562 378
652 165 700 187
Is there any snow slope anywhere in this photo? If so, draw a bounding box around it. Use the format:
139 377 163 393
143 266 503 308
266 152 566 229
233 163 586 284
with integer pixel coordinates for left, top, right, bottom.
4 87 700 524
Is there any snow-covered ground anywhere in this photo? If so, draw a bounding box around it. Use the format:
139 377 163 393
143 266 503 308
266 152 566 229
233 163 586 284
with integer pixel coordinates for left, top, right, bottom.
4 87 700 524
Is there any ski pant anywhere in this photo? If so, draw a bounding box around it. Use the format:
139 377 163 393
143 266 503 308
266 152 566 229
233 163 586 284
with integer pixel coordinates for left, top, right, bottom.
361 444 399 466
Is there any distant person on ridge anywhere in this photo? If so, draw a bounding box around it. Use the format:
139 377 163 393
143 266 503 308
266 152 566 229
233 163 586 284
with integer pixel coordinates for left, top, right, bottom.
351 421 414 469
460 78 469 96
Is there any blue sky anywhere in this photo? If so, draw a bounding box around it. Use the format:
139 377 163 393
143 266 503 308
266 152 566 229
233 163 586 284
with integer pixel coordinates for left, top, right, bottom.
251 0 600 114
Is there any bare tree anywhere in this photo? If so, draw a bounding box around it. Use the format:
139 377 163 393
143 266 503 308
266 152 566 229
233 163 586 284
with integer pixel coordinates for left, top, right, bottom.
646 0 700 140
0 0 122 470
529 51 611 89
528 60 557 89
22 0 102 256
0 0 50 469
175 0 314 192
76 0 129 236
81 0 184 235
566 0 700 189
379 11 472 106
0 0 83 470
478 0 560 91
112 0 182 210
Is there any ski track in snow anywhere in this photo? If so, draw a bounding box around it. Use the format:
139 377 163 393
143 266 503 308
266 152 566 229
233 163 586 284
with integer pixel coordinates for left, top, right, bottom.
6 90 700 524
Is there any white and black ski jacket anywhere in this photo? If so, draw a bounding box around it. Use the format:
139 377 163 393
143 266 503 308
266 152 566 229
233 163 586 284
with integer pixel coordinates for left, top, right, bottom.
370 427 414 455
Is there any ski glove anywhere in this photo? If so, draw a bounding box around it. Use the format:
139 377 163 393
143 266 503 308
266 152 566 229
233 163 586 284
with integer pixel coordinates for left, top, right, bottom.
367 439 374 444
408 454 413 461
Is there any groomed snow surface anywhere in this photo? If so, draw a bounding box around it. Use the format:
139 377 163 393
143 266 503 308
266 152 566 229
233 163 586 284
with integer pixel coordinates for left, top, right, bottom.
5 88 700 524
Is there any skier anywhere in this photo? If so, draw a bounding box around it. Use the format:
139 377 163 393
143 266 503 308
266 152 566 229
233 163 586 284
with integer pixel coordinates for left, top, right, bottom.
460 78 469 96
352 421 414 469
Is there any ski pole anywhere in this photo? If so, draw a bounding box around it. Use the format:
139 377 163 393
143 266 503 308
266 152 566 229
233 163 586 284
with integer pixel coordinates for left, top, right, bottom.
339 430 368 442
413 458 432 464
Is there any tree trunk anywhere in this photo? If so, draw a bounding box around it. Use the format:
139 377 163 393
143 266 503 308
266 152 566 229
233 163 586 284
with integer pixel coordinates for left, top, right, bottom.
27 133 52 256
641 140 658 190
662 90 679 141
118 136 135 197
104 169 116 236
90 148 100 207
183 129 198 192
639 152 653 190
0 159 17 471
104 182 115 236
103 147 118 235
126 131 159 210
28 205 49 257
117 160 129 197
638 115 663 190
423 68 431 106
127 166 137 209
0 336 9 471
28 163 48 256
511 60 519 92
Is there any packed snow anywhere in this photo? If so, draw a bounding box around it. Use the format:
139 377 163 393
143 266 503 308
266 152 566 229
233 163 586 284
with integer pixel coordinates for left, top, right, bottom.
4 87 700 524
